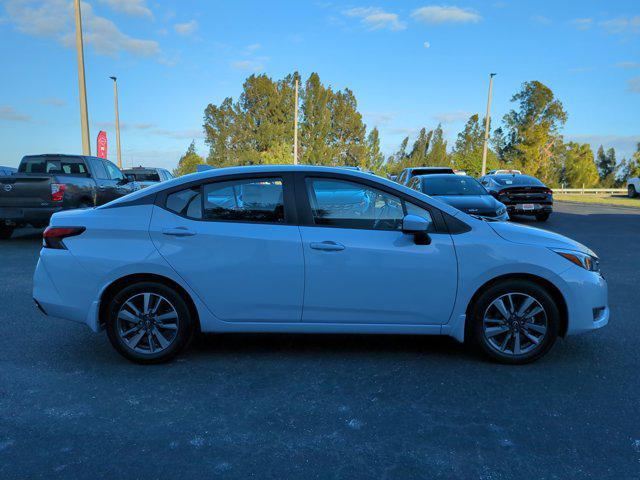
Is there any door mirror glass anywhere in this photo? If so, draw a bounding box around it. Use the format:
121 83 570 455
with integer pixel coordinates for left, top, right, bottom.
402 214 430 233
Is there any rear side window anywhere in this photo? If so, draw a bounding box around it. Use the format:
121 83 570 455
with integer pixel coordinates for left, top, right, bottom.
19 156 88 176
165 177 285 223
88 158 109 179
203 178 284 222
166 187 202 219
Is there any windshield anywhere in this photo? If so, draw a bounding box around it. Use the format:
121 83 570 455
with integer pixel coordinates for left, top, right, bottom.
422 176 487 196
493 175 543 186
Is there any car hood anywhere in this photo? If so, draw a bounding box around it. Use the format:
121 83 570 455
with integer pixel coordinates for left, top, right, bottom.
433 194 499 212
487 221 596 256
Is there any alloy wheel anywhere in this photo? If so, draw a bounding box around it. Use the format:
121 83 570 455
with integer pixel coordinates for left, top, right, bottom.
482 292 548 356
117 292 179 354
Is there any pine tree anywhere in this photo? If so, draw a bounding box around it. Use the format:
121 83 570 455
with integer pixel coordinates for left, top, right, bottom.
173 141 204 177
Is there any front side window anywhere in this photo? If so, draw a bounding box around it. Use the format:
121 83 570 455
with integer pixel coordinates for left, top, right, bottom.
104 161 124 181
203 177 284 222
306 178 429 231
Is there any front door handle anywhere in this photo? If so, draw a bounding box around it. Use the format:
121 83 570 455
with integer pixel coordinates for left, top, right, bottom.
310 241 345 251
162 227 196 237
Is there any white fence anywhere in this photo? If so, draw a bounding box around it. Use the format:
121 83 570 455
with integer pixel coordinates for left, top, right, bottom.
554 188 627 195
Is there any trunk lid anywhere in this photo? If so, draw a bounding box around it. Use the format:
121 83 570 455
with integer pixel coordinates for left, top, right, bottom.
0 175 55 207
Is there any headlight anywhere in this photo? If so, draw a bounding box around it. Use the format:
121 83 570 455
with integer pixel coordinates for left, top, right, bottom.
551 248 600 272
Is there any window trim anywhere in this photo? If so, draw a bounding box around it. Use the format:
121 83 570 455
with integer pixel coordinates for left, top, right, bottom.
156 172 298 226
293 172 445 233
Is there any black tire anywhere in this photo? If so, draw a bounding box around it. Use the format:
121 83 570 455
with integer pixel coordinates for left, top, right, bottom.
535 212 550 222
0 225 14 240
467 279 560 365
105 282 194 364
629 185 638 199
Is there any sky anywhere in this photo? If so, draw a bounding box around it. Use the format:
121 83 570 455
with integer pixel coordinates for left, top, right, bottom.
0 0 639 170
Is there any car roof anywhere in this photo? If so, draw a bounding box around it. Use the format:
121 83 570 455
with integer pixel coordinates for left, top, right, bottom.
103 165 464 217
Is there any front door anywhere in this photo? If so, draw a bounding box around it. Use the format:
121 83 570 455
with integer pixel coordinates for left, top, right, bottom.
298 175 458 325
149 174 304 322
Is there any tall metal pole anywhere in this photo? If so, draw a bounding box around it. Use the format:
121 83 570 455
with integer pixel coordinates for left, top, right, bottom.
73 0 91 155
293 78 299 165
481 73 496 176
109 76 122 168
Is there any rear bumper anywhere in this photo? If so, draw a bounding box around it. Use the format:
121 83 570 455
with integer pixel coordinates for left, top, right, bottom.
505 204 553 216
0 206 62 225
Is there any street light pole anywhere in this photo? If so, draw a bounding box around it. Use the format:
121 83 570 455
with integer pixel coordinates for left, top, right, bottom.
73 0 91 155
293 78 299 165
481 73 496 176
109 76 122 169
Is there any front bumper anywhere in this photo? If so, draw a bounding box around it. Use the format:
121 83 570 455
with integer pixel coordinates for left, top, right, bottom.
0 206 62 226
562 266 609 335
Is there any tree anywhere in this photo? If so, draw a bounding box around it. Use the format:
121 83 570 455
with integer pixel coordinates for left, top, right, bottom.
501 81 568 184
408 128 433 166
365 127 385 173
424 124 448 166
562 142 600 188
173 141 204 177
451 114 500 176
596 145 616 185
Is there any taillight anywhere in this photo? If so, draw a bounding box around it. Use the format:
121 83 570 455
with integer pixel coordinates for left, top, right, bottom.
51 183 66 202
43 226 85 249
545 188 553 195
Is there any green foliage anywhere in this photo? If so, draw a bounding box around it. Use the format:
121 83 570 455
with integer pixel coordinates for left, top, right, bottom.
500 80 567 184
451 114 500 176
596 145 616 181
561 142 600 188
173 141 204 177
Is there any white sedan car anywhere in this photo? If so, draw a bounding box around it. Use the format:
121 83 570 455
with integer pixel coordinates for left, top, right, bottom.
33 166 608 364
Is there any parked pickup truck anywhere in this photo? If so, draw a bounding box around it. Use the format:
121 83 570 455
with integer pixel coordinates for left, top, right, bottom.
628 177 640 198
0 154 135 239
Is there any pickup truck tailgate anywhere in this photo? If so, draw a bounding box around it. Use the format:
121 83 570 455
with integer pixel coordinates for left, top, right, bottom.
0 175 53 207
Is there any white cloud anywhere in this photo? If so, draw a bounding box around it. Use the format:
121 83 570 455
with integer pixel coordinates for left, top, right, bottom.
423 41 431 48
629 77 640 93
174 20 198 36
245 43 262 52
434 111 472 123
531 15 551 25
98 0 152 19
343 7 406 31
571 18 592 31
615 61 640 69
231 59 265 72
600 16 640 35
411 6 481 25
40 97 67 107
0 105 30 122
5 0 160 58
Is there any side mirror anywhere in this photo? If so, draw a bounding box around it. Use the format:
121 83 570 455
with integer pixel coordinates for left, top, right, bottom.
402 214 431 245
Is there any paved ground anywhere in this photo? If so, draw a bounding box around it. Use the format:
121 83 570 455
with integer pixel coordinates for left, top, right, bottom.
1 202 639 479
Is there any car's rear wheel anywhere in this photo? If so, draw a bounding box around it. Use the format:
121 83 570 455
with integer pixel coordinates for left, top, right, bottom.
535 212 550 222
106 282 194 364
629 185 638 198
0 225 14 240
468 280 559 364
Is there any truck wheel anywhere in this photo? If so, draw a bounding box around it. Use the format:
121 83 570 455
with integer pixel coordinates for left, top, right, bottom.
629 185 638 198
0 225 14 240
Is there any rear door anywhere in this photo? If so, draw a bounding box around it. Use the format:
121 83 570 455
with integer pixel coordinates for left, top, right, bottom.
296 173 458 325
86 158 113 205
149 173 304 322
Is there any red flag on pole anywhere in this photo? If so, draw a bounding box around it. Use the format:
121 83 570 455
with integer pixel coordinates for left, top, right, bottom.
97 131 108 158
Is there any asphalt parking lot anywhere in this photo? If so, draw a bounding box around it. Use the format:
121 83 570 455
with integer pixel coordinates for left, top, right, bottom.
1 201 639 479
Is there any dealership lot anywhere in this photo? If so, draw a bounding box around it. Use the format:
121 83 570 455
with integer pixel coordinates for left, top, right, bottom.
1 202 639 479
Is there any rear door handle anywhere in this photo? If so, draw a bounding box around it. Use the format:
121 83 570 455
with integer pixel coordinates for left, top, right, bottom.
162 227 196 237
310 241 345 251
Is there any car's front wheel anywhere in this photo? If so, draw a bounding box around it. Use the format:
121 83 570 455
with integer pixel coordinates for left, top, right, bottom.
106 282 194 364
468 280 559 364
